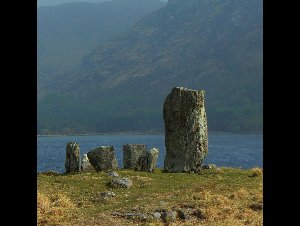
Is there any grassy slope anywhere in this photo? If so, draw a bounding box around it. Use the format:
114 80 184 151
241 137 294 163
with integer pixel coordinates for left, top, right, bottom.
37 168 262 225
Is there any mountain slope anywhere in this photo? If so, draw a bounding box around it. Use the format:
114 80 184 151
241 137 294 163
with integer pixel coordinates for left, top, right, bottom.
38 0 263 134
37 0 166 99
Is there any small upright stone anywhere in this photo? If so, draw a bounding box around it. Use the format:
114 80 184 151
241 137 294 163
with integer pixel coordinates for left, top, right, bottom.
65 142 80 173
81 154 95 172
148 148 159 172
123 144 147 169
163 87 208 173
87 146 118 172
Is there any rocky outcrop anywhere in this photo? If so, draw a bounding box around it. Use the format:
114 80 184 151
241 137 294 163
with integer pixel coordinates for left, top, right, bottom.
87 146 118 172
163 87 208 173
123 144 147 169
65 142 80 173
80 154 95 172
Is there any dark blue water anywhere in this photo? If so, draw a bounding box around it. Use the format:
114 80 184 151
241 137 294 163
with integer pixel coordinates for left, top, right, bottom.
37 133 262 173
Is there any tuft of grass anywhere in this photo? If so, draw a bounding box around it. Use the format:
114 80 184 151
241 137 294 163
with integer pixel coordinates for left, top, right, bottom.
249 167 263 177
38 168 262 225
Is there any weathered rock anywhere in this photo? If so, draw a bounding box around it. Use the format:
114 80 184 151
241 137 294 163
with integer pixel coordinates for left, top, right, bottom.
110 177 133 188
152 212 161 220
123 144 147 169
135 155 149 171
147 148 159 172
161 211 177 222
93 191 116 202
177 209 190 220
81 154 95 172
99 191 116 200
65 142 80 173
87 146 118 172
163 87 208 173
135 147 159 172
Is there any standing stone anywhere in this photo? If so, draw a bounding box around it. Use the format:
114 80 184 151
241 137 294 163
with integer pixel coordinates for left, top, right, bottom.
163 87 208 173
148 148 159 172
123 144 147 169
135 155 149 171
135 148 159 172
87 146 118 172
81 154 95 172
65 142 80 173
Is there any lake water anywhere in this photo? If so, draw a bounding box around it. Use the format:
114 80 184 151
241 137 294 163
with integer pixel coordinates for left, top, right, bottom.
37 133 263 173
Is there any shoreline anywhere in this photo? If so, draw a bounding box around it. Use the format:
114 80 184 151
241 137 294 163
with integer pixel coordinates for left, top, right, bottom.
37 131 262 137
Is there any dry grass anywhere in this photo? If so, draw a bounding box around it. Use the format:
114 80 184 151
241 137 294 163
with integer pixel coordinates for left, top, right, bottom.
249 167 263 177
37 168 263 225
37 191 76 225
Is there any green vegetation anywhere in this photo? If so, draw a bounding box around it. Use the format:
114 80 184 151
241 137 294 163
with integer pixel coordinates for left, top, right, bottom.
38 0 263 134
38 168 263 225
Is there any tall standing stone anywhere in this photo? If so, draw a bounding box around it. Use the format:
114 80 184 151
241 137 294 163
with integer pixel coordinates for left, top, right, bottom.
65 142 80 173
163 87 208 173
87 146 118 172
123 144 147 169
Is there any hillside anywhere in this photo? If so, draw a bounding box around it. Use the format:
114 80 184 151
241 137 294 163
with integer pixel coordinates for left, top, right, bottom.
37 0 166 99
38 0 263 134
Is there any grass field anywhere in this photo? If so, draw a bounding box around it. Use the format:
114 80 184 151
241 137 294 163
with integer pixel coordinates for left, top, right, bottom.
37 167 263 225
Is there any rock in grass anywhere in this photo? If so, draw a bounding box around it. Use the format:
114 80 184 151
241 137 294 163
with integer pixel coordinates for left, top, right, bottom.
100 191 116 200
161 211 177 222
123 144 147 169
81 154 95 172
177 209 190 220
65 142 80 173
93 191 116 202
87 146 118 172
152 212 161 220
163 87 208 173
110 177 133 188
